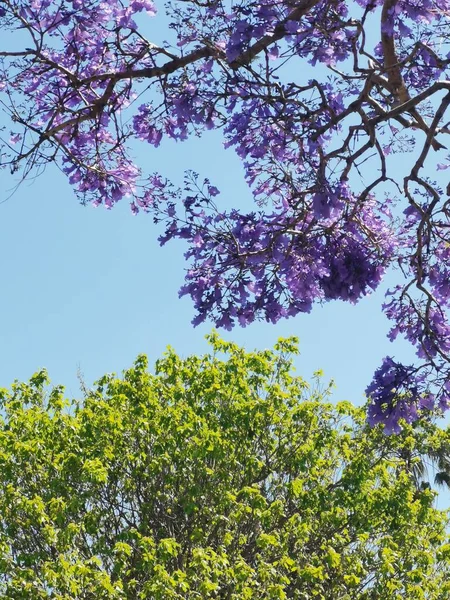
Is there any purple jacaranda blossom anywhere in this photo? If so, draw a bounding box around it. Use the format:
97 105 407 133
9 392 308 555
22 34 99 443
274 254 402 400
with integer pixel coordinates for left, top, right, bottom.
366 358 430 434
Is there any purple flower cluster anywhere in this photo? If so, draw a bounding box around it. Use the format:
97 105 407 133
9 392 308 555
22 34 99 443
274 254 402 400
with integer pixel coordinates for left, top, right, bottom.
366 357 430 434
156 174 396 329
1 0 159 207
367 354 450 433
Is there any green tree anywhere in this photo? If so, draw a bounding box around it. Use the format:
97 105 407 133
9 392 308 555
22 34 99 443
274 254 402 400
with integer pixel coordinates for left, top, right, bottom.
0 334 449 599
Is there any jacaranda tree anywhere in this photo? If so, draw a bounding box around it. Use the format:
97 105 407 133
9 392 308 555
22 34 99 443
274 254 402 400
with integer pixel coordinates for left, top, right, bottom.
1 335 450 598
1 0 450 431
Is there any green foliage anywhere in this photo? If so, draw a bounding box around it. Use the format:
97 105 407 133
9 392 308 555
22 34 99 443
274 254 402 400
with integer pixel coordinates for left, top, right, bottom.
0 334 449 598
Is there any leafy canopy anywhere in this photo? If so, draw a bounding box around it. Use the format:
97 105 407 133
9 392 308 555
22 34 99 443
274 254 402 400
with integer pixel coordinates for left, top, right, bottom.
0 334 450 598
2 0 450 429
